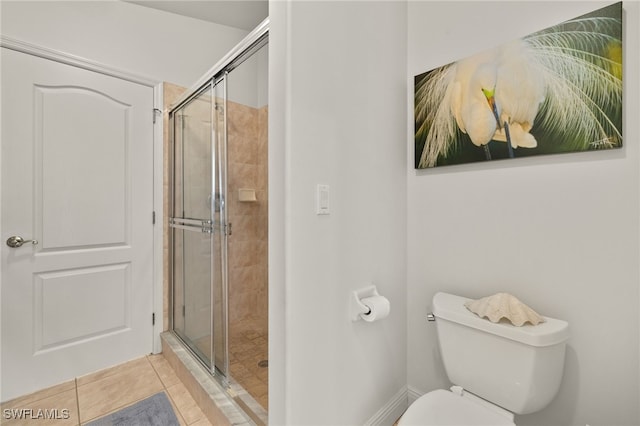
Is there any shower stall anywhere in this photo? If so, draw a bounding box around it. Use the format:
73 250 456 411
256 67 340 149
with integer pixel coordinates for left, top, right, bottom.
168 21 269 417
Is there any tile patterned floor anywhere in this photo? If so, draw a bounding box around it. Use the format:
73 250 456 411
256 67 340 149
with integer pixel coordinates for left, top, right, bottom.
0 355 212 426
228 318 268 410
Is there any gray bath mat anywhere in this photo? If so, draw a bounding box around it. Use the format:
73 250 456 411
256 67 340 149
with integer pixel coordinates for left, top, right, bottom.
86 392 179 426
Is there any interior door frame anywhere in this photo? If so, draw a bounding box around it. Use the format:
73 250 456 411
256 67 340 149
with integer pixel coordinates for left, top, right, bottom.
0 35 165 354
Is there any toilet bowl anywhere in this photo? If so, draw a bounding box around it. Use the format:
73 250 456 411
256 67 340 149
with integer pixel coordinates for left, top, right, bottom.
400 292 569 425
399 387 514 426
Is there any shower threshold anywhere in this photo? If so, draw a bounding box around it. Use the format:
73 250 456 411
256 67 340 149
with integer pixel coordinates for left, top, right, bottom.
161 332 268 426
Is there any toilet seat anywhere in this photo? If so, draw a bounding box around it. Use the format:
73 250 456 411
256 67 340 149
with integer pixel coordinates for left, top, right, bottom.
398 387 516 426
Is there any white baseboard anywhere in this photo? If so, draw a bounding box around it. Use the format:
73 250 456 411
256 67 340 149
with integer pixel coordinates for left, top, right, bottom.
364 386 409 426
407 386 423 405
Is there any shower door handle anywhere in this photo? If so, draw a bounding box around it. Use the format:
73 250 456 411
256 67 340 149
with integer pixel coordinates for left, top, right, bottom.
169 218 214 234
6 236 38 248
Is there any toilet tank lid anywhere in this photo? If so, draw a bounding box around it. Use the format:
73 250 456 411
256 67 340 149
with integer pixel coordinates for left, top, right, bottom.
433 292 570 347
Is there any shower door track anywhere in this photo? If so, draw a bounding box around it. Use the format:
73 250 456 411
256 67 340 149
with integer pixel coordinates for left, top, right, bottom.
171 324 230 386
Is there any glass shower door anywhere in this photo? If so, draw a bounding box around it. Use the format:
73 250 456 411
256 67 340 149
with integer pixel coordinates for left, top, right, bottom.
170 79 228 378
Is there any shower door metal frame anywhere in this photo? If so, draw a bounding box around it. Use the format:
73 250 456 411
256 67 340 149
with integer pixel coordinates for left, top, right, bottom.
168 81 215 375
168 77 228 380
168 18 268 384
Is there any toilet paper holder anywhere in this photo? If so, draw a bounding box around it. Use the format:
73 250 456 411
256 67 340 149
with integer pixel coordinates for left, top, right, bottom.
350 285 385 322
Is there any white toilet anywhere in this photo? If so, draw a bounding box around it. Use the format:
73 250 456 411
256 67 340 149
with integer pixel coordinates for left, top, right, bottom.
400 292 570 425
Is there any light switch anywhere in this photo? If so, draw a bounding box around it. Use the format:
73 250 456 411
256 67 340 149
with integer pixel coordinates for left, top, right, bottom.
316 184 330 215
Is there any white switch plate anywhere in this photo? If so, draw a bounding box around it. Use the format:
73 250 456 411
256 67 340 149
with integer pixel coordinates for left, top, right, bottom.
316 184 330 215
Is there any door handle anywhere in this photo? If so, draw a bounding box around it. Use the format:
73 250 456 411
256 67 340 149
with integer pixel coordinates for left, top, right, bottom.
6 236 38 248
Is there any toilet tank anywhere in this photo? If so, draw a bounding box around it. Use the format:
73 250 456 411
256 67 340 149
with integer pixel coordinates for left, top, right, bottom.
433 292 570 415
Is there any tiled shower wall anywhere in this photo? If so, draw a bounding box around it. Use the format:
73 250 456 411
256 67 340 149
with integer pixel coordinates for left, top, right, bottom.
227 101 268 334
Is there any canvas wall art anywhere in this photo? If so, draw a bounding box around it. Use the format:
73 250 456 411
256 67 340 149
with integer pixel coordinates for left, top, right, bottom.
414 2 622 169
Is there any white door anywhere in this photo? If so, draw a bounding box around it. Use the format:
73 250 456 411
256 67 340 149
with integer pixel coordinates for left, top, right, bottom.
1 48 155 402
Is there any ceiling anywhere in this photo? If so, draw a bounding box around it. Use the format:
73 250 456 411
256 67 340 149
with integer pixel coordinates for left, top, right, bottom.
125 0 268 31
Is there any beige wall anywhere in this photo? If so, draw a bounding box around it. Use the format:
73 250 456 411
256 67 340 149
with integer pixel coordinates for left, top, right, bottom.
0 1 248 88
268 2 409 423
407 2 640 425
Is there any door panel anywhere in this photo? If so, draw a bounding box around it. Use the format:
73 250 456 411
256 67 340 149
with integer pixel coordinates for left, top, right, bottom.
34 264 130 352
36 85 129 249
172 228 213 365
170 77 228 378
1 48 154 402
171 85 214 368
173 88 212 220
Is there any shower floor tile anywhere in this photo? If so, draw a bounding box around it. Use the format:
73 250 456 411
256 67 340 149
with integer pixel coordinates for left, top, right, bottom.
229 318 268 411
0 355 212 426
181 321 269 412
